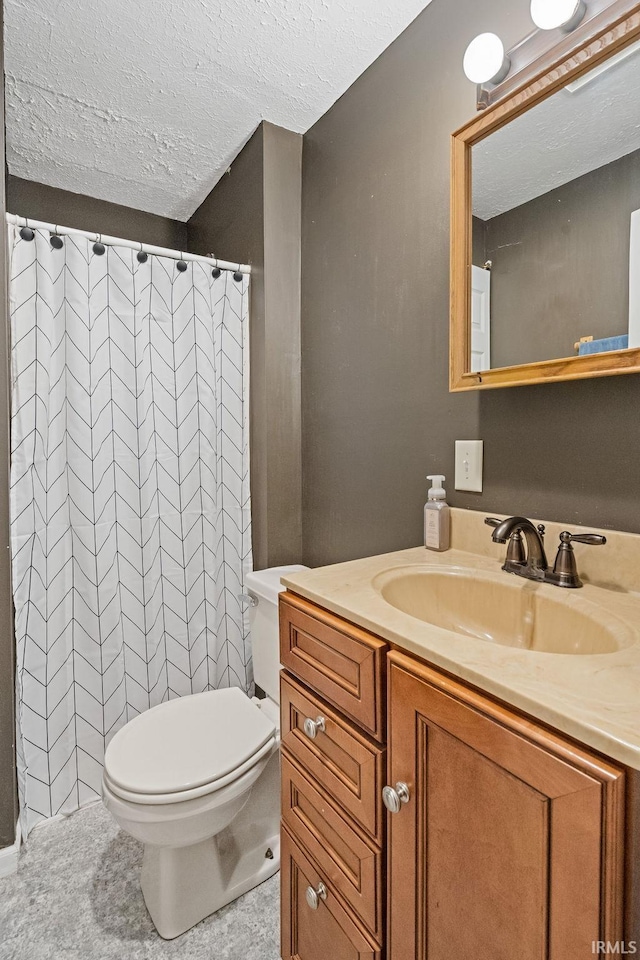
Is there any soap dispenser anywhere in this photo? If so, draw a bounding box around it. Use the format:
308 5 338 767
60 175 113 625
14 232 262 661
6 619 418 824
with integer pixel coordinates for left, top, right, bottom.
424 475 450 552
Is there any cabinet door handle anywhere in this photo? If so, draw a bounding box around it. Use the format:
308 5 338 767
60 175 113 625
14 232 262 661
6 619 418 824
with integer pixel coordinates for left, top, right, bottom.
383 782 410 813
305 882 328 910
303 716 326 740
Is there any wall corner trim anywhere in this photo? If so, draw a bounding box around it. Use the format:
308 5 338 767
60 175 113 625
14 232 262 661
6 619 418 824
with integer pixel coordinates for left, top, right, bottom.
0 819 21 878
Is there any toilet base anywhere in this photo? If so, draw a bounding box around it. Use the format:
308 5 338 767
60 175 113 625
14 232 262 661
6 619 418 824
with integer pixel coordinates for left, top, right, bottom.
141 826 280 939
139 749 281 939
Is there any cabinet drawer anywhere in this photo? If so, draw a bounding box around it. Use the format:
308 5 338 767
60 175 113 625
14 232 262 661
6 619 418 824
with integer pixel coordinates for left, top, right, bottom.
282 751 382 939
280 672 385 843
279 592 386 740
281 825 381 960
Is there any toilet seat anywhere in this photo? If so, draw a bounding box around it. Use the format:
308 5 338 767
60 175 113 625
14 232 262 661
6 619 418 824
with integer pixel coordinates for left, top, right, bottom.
103 737 276 805
104 688 276 805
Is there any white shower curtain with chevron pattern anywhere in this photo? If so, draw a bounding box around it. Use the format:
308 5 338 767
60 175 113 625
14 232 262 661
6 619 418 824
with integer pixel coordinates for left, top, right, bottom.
9 225 252 835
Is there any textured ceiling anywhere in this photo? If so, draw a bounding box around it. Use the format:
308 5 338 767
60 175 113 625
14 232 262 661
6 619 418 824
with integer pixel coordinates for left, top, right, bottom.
473 43 640 221
5 0 433 221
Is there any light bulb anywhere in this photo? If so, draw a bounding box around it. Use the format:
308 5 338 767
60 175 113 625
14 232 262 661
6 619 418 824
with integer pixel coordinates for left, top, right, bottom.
463 33 510 85
530 0 586 31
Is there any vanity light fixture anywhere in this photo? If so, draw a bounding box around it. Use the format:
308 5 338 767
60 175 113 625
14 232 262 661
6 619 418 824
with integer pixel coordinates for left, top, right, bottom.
463 33 511 84
466 0 631 109
530 0 587 32
464 2 587 91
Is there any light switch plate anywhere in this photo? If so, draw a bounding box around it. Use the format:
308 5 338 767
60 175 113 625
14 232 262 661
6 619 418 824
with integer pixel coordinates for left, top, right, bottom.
455 440 483 493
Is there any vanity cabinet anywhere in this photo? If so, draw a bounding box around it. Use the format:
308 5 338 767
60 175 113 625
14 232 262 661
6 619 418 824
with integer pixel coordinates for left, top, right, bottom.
279 593 628 960
279 593 387 960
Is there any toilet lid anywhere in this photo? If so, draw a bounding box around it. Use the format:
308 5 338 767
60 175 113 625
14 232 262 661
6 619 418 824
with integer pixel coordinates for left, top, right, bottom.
104 689 276 796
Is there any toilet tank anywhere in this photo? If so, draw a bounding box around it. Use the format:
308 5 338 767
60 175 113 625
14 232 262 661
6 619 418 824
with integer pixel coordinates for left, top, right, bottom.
245 565 308 703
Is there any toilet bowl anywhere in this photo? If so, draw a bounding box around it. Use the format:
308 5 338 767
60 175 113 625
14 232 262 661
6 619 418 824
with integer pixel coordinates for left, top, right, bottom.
103 688 279 939
102 564 307 940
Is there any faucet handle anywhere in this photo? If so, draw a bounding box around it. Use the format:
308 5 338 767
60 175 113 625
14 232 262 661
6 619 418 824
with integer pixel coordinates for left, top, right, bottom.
548 531 607 588
560 531 607 546
484 517 502 528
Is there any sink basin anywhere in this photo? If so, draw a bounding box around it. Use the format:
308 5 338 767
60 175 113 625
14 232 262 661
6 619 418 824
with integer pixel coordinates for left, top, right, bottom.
373 566 632 655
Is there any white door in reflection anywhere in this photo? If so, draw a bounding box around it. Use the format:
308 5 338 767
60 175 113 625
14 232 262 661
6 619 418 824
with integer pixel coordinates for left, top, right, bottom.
471 265 491 371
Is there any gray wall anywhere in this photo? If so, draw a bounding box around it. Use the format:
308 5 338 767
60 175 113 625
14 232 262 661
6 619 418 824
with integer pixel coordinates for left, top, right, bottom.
479 148 640 368
261 123 303 567
7 176 187 249
301 0 640 568
188 128 267 565
187 127 265 267
472 215 486 268
188 122 303 570
0 2 18 849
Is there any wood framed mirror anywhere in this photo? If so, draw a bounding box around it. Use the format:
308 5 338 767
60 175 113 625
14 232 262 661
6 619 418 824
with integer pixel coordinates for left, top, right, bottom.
450 3 640 391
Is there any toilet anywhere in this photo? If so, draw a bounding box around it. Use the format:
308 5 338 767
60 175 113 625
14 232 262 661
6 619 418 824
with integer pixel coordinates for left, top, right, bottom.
102 564 308 940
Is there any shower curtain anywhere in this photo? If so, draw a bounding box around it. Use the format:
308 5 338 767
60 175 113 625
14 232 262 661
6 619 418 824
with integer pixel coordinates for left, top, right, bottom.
9 225 252 834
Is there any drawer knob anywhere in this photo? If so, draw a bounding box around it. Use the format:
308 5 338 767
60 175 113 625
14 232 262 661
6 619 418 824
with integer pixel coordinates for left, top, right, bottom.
383 782 410 814
305 882 328 910
303 716 326 740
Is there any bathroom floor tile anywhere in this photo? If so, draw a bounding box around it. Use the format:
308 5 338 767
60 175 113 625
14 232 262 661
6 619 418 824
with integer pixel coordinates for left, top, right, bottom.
0 802 281 959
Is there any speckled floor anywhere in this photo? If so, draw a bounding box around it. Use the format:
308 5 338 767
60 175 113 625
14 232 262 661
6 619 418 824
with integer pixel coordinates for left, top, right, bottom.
0 802 281 960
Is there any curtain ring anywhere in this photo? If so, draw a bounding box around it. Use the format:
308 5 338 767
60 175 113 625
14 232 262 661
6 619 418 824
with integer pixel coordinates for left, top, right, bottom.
177 254 188 272
233 264 243 282
212 259 221 279
93 234 106 256
20 218 35 242
137 241 148 264
50 226 63 249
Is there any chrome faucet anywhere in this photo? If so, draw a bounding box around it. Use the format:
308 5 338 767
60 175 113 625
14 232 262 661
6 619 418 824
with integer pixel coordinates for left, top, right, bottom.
485 516 606 588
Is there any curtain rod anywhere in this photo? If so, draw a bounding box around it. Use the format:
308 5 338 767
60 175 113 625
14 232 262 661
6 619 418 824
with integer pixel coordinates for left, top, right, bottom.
6 214 252 275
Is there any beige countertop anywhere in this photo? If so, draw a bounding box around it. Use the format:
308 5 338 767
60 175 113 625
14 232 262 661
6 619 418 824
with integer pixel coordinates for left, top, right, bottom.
281 509 640 771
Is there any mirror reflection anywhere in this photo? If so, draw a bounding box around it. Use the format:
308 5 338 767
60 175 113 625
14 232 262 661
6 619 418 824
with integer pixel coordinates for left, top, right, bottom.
471 39 640 372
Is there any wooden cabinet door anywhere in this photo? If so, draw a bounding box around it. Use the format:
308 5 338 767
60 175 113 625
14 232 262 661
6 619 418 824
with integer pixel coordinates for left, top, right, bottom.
281 825 382 960
387 651 625 960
